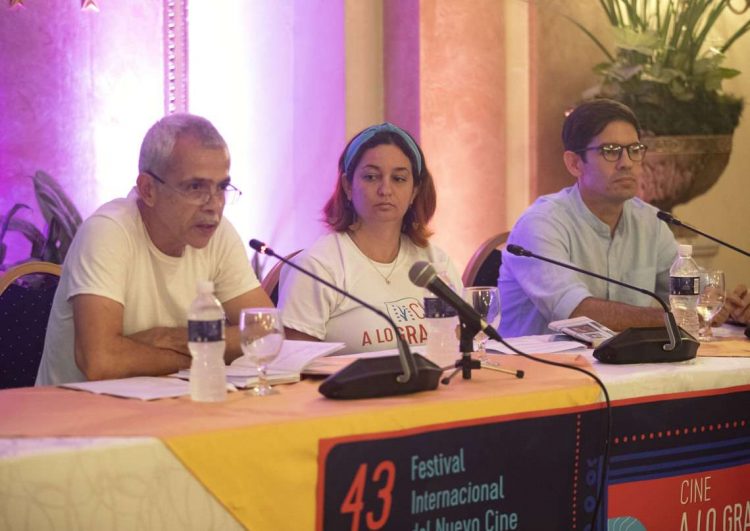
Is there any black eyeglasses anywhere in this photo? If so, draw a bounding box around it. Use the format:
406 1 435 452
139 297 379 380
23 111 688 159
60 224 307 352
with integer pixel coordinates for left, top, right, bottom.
574 142 648 163
143 170 242 205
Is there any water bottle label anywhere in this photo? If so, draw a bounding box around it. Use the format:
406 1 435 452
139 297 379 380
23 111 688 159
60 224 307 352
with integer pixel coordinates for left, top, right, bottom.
670 276 699 296
424 297 458 318
188 319 225 342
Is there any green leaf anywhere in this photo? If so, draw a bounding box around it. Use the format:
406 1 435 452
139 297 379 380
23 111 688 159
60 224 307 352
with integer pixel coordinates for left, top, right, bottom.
613 26 660 56
0 203 30 242
641 66 680 85
31 170 83 263
565 0 746 135
608 63 643 82
0 215 46 259
31 170 83 231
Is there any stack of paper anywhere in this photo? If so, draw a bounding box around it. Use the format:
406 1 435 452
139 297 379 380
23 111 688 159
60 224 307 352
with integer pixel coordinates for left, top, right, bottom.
485 335 586 355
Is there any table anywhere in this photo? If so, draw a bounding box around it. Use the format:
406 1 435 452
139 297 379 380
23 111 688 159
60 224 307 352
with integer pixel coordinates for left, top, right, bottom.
2 337 750 530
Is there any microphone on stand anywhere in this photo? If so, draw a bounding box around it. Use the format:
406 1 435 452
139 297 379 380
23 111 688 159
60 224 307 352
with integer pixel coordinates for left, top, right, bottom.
409 261 524 381
656 211 750 258
249 239 442 399
505 244 699 363
408 261 502 342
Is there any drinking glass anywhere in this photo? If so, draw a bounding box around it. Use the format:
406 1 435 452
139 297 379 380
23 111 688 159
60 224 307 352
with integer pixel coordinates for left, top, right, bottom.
696 269 725 342
239 308 285 395
462 286 500 351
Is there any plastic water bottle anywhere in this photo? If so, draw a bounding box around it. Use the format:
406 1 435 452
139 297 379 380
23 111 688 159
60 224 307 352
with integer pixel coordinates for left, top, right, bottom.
424 292 459 358
188 280 227 402
669 244 700 338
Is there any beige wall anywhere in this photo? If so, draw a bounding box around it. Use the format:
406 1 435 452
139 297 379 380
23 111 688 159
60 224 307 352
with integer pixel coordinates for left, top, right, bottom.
345 1 384 137
419 1 507 267
532 0 610 197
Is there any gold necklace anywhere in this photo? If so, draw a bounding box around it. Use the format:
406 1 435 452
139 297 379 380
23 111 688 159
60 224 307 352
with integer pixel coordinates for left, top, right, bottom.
350 234 401 284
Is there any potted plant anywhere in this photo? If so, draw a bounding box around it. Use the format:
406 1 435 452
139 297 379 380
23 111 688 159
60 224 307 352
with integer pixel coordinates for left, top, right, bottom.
0 170 82 270
568 0 750 210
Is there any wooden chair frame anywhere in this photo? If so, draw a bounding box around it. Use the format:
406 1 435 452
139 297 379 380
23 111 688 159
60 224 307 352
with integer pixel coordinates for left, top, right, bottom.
0 262 62 295
260 250 303 304
461 232 509 287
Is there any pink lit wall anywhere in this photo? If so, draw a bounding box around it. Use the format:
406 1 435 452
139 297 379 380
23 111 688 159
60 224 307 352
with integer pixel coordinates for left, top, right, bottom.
189 1 345 267
384 0 421 138
0 1 163 265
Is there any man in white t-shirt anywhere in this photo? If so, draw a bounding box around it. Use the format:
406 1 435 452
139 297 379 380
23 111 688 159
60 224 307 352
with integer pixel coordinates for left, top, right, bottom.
36 114 272 385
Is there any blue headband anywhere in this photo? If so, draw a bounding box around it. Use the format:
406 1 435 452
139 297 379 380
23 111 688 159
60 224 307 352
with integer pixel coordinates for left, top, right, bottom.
343 122 423 177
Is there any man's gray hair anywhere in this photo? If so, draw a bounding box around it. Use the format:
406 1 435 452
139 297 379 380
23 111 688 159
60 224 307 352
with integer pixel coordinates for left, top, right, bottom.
138 113 228 176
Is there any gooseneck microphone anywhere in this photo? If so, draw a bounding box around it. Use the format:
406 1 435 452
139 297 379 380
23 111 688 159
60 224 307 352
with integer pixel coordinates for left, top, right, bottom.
409 261 502 342
409 261 524 381
249 239 442 399
506 244 699 363
657 211 750 258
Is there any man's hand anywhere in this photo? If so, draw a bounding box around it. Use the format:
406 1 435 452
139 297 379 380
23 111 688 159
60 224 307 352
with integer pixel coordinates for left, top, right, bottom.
726 284 750 325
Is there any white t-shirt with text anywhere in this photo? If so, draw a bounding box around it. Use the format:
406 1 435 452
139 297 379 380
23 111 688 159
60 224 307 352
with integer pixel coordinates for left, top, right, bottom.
278 232 462 354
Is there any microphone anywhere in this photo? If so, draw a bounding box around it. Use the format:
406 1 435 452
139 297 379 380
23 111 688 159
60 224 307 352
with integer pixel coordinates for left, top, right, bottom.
657 211 750 258
409 261 524 382
249 239 442 399
505 244 699 364
408 261 502 342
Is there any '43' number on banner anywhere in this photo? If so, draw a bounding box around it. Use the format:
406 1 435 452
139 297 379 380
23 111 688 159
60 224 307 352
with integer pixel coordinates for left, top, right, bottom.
340 460 396 531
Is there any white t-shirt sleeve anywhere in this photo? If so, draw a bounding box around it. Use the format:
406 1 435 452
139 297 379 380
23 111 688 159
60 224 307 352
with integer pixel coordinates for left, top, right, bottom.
65 214 132 305
277 251 340 340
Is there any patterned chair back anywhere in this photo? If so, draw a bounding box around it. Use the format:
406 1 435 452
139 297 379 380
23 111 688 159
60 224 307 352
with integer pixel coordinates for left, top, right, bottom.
0 262 61 389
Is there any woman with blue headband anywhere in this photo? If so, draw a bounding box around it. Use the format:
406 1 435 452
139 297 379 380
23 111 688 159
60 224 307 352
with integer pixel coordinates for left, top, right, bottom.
278 122 462 354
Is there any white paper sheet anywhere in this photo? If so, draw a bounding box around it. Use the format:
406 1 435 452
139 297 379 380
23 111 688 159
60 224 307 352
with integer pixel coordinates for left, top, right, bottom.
62 377 192 401
485 335 586 354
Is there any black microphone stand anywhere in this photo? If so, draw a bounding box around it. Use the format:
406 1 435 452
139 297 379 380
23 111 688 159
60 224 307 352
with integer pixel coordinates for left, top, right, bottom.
440 317 482 385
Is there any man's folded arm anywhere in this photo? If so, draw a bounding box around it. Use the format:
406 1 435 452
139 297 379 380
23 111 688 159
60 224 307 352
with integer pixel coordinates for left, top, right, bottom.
570 297 664 331
73 294 191 381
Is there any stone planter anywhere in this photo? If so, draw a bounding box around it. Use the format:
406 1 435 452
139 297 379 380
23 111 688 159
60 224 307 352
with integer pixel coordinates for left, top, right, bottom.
638 134 733 212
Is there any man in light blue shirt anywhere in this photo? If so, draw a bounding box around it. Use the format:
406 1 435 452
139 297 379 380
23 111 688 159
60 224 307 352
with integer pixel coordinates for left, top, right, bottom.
500 99 678 337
